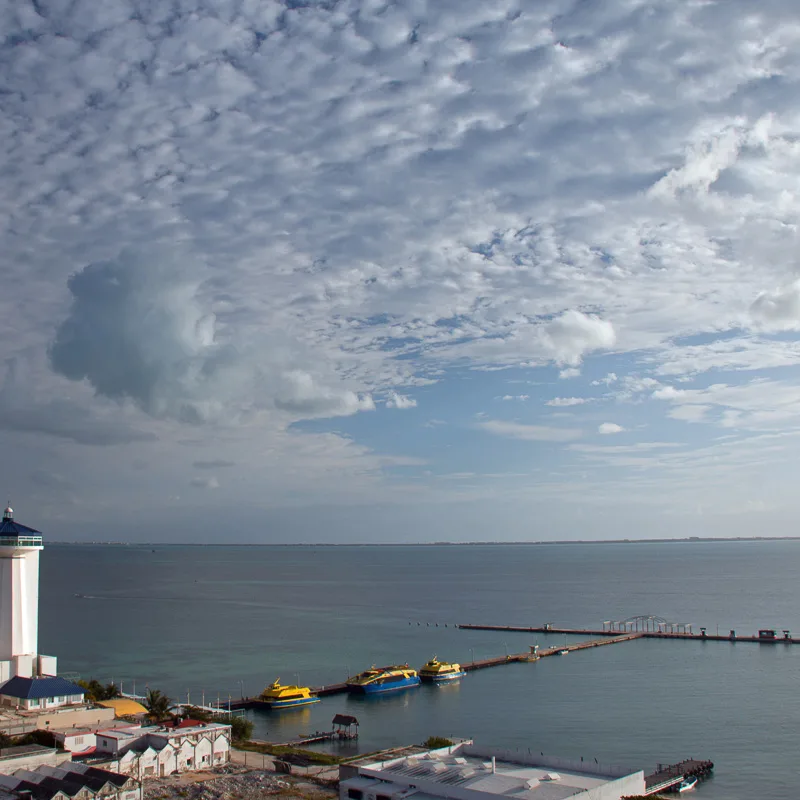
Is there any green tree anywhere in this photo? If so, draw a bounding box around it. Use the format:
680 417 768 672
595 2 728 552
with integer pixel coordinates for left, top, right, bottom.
144 689 172 721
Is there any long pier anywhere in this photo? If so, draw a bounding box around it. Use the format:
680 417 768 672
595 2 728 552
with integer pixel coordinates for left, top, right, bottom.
458 623 800 643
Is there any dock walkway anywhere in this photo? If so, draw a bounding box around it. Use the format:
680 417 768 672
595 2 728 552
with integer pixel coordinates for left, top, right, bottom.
643 759 714 795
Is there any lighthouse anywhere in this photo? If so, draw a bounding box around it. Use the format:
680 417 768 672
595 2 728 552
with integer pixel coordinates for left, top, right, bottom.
0 505 55 680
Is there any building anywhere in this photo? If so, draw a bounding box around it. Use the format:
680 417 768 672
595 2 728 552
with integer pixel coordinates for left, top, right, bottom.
0 746 71 776
0 762 140 800
90 720 232 778
339 742 646 800
0 676 85 712
0 506 57 681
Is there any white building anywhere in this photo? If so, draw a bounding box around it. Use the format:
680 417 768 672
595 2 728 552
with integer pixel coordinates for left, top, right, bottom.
92 720 232 778
0 506 57 681
340 742 646 800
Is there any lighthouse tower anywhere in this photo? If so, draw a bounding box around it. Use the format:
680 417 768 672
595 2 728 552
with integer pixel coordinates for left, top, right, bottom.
0 505 54 680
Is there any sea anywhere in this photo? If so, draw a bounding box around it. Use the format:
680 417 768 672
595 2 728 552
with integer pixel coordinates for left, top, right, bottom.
40 541 800 800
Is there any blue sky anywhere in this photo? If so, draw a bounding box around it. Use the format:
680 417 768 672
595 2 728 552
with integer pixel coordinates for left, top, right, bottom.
2 0 800 541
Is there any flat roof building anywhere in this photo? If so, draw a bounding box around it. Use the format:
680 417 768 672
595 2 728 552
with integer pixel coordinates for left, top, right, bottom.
340 742 645 800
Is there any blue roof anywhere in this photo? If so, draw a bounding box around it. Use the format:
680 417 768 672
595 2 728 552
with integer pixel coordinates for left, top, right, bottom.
0 676 84 699
0 518 41 536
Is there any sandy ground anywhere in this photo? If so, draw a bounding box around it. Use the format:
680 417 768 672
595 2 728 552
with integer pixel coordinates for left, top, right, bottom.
143 763 338 800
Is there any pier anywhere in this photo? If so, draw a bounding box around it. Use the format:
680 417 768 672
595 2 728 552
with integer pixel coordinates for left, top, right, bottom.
458 617 800 644
643 759 714 795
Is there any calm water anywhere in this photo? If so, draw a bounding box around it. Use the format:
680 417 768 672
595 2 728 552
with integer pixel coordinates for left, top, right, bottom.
40 541 800 800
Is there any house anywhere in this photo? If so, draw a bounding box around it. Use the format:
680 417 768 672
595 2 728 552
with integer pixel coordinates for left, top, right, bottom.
0 677 84 712
91 721 231 778
339 741 646 800
0 762 140 800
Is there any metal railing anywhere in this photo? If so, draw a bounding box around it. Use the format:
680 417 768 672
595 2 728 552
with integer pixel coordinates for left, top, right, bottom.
0 536 42 547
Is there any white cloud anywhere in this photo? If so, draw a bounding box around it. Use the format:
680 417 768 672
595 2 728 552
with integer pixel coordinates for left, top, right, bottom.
592 373 618 386
598 422 625 435
478 420 582 442
539 311 616 367
750 281 800 331
559 368 582 380
499 394 530 401
386 392 417 409
547 397 588 407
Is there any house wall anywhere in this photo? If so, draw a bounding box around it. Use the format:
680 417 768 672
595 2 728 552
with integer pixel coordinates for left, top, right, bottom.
42 706 115 731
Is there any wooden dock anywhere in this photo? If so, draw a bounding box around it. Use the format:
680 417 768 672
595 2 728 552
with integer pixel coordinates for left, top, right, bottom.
458 623 800 644
643 759 714 795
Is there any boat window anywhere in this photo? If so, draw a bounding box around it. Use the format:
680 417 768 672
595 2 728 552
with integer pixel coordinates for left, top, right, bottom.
348 790 363 799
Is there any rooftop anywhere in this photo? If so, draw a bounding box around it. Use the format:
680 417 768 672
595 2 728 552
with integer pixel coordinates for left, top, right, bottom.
0 677 84 701
0 763 130 800
95 698 148 716
357 745 642 800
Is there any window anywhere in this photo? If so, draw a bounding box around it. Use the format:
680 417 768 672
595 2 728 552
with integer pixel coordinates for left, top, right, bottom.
348 790 363 800
73 736 85 746
29 699 39 707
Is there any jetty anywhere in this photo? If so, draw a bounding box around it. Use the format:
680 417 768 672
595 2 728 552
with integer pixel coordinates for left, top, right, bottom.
643 759 714 795
458 616 799 644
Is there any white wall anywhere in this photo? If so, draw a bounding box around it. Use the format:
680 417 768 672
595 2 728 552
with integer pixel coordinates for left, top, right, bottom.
0 547 40 666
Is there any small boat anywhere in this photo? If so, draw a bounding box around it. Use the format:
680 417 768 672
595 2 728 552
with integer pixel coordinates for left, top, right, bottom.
419 657 466 683
259 679 320 709
558 649 569 655
677 776 698 793
346 665 421 694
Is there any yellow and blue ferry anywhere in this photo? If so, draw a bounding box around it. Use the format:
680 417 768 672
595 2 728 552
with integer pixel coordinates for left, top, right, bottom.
346 665 421 694
260 679 320 709
419 657 466 683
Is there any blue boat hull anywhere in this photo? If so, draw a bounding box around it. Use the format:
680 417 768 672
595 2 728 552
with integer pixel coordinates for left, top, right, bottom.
263 697 320 709
348 676 421 694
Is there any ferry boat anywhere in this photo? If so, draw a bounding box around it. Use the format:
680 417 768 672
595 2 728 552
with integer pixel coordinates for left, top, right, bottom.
419 657 466 683
346 665 421 694
259 679 320 709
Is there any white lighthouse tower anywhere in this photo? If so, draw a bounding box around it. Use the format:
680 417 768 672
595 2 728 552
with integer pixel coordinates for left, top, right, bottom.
0 505 55 680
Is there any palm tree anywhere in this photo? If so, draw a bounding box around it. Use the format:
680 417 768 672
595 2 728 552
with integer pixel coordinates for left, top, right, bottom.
144 689 171 721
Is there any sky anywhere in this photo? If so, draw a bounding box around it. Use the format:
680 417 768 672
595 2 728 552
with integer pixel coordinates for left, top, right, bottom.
2 0 800 542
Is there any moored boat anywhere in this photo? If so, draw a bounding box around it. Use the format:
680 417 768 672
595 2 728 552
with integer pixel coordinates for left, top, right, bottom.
419 657 466 683
677 776 698 793
260 679 320 709
346 665 421 694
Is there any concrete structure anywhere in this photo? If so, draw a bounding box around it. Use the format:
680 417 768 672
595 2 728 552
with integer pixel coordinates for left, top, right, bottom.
0 762 140 800
0 746 71 776
0 507 57 681
340 742 645 800
90 721 232 778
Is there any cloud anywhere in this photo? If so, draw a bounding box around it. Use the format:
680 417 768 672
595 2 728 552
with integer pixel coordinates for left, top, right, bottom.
385 392 417 409
559 368 581 380
592 374 618 386
539 312 616 367
499 395 530 401
598 423 625 435
750 281 800 331
190 476 219 490
547 397 588 407
50 249 375 423
0 359 156 446
478 420 582 442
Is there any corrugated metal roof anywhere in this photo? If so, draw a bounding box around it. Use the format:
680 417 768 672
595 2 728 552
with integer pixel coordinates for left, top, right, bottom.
0 676 84 700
